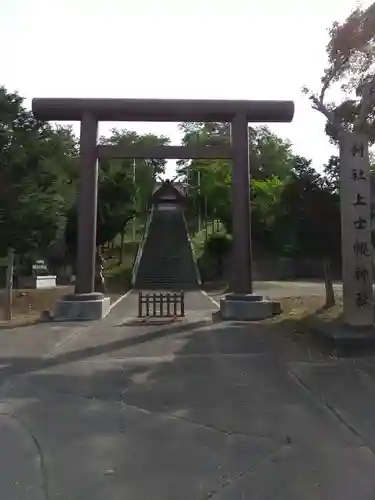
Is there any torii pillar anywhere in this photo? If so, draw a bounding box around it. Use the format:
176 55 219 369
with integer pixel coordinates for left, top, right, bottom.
219 111 288 320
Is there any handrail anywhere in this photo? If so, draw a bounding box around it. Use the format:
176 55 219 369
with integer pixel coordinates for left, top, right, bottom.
183 211 202 286
131 206 154 287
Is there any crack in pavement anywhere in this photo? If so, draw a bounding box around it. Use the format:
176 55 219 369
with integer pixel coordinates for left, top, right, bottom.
287 366 375 456
0 412 51 500
0 325 97 500
200 444 290 500
0 385 283 500
19 385 277 443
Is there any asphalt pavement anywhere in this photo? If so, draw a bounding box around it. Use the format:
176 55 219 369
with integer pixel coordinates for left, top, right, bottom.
0 287 375 499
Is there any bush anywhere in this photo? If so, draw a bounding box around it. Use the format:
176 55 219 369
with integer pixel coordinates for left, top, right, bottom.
205 232 232 257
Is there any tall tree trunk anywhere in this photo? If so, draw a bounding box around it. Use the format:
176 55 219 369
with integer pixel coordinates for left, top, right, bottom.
119 228 125 265
204 195 208 242
323 258 335 308
4 248 14 321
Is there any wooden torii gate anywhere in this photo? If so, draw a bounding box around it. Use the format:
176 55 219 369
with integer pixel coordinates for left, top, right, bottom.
32 98 294 320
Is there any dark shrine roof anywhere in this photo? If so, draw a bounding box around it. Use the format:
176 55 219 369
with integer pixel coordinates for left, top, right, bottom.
151 180 187 203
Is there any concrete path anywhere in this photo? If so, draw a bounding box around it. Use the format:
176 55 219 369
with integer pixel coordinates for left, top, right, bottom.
0 289 375 499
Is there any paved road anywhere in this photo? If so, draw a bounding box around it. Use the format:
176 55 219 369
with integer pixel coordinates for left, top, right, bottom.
254 280 343 296
256 280 343 298
0 290 375 499
208 280 344 303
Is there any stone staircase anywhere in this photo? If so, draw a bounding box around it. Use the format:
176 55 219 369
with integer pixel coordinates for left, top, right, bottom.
133 207 200 290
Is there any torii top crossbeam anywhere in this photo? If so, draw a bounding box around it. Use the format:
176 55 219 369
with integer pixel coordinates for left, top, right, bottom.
32 97 294 123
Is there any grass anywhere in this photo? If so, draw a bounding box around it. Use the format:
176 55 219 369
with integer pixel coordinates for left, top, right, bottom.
190 223 227 285
262 295 353 359
211 294 346 362
263 294 343 332
190 221 226 260
103 241 139 294
276 295 339 320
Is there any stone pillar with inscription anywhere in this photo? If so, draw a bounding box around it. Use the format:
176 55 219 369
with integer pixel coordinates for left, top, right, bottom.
339 132 374 327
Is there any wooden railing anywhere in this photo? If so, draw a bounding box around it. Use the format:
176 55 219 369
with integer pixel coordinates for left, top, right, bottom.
138 291 185 318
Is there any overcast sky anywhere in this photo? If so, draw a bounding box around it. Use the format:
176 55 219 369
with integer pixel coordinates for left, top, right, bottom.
1 0 371 176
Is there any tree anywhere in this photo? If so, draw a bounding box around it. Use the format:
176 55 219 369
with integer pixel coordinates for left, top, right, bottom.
249 126 294 180
302 2 375 139
302 3 375 311
99 128 169 215
205 232 232 278
251 175 286 252
323 155 340 192
277 163 341 306
236 154 342 266
0 87 75 259
279 169 340 255
65 128 170 266
177 122 295 233
0 87 77 318
177 122 294 182
64 155 135 264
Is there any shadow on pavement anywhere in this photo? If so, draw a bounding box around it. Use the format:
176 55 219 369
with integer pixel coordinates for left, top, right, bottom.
1 314 375 498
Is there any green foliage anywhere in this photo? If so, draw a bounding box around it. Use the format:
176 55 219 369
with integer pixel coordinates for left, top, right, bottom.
179 122 294 235
202 232 232 279
0 84 343 275
178 122 294 184
323 156 340 192
0 86 77 257
205 232 232 258
249 154 341 262
103 241 139 291
252 176 284 221
277 171 341 261
324 4 375 94
249 126 294 180
304 2 375 140
64 163 135 259
179 120 341 263
65 128 170 259
96 162 135 245
100 128 169 213
251 176 286 250
0 86 171 268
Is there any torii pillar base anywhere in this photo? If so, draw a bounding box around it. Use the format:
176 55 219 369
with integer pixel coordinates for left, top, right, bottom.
53 293 111 322
220 293 281 321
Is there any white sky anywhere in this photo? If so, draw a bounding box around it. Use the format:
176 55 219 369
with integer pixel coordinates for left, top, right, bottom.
0 0 371 177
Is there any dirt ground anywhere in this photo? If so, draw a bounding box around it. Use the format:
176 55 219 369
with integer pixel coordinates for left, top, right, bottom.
0 285 123 328
0 286 73 327
264 295 375 360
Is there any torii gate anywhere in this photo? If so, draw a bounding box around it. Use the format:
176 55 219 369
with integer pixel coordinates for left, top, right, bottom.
32 98 294 321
